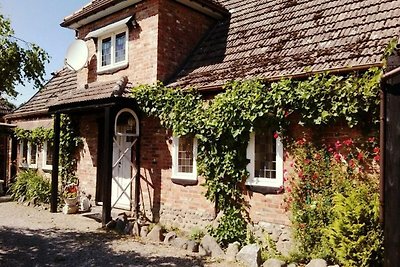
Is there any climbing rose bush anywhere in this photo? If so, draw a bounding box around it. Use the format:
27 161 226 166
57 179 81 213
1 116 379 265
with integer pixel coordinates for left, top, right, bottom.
286 137 382 264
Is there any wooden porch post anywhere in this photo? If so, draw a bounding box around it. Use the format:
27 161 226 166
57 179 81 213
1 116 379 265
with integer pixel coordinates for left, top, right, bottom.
50 113 61 213
102 107 113 226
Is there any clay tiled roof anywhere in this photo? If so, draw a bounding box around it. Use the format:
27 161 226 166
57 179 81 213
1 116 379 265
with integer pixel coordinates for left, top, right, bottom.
6 68 77 119
50 78 132 108
170 0 400 89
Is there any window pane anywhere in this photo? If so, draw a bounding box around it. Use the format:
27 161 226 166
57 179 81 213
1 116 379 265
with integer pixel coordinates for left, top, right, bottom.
115 32 126 63
178 136 194 173
254 131 276 179
46 142 54 166
30 144 37 165
21 141 28 165
101 37 112 66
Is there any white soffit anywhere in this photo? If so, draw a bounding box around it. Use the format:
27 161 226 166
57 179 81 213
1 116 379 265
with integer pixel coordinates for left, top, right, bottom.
175 0 225 19
85 16 132 39
65 0 142 30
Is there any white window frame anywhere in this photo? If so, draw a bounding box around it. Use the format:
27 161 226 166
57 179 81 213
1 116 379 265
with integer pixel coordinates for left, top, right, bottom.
18 141 37 169
19 140 28 168
246 132 284 188
171 136 198 181
27 142 38 169
42 141 53 170
97 28 128 73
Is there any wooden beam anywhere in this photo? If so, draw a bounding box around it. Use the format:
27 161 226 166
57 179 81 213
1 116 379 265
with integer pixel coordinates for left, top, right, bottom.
384 83 400 266
102 107 113 226
134 134 141 219
50 113 61 213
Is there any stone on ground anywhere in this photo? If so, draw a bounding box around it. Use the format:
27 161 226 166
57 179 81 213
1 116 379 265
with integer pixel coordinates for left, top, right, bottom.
306 259 328 267
172 237 189 249
147 224 163 242
163 231 177 244
140 225 149 238
187 240 199 252
226 242 240 262
200 235 225 258
262 258 286 267
236 244 261 267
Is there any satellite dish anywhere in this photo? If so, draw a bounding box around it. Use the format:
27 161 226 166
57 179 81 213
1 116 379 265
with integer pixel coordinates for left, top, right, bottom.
64 39 89 71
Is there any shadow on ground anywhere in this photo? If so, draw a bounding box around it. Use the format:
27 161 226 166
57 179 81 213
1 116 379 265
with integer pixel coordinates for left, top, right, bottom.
0 226 205 266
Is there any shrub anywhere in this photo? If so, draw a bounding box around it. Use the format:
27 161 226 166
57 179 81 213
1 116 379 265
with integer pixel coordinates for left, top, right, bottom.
208 207 247 247
10 170 51 204
287 137 381 263
324 184 383 267
189 228 205 241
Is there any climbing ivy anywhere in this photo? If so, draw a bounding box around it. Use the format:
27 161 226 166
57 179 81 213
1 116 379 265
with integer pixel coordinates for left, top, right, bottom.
132 68 382 246
13 115 82 187
59 114 82 186
14 126 53 144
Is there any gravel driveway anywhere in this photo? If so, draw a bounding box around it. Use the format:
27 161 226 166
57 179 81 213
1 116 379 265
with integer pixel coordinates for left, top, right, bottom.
0 201 240 267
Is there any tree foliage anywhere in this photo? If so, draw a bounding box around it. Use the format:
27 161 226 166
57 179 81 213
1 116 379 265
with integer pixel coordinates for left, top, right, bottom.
0 15 49 98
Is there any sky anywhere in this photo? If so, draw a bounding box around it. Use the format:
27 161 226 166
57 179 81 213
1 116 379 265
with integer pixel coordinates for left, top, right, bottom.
0 0 89 106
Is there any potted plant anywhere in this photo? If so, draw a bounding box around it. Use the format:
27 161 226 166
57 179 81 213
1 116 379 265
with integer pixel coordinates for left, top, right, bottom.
63 183 79 206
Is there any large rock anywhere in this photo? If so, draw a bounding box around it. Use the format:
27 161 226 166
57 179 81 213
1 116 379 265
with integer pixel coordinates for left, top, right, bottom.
226 242 240 262
164 231 177 244
262 259 286 267
306 259 328 267
200 235 225 258
147 224 163 242
236 244 261 267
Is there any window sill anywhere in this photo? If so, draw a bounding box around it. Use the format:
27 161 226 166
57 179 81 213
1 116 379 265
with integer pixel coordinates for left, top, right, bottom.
245 177 283 194
98 62 128 75
42 166 53 171
171 175 198 186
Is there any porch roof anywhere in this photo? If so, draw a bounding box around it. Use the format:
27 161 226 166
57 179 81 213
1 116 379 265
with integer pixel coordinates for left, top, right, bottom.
5 68 77 120
47 77 133 110
169 0 400 89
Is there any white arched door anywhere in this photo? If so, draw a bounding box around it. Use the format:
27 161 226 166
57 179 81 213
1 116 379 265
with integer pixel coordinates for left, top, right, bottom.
112 108 139 210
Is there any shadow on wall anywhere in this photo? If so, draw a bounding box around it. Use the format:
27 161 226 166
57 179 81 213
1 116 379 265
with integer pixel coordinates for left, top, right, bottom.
0 227 205 266
139 118 171 223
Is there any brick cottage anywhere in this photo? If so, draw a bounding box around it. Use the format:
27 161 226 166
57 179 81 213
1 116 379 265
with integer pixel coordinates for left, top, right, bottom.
5 0 400 230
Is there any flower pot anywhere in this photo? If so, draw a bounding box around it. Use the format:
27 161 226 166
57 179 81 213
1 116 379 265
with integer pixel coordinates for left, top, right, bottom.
64 197 79 206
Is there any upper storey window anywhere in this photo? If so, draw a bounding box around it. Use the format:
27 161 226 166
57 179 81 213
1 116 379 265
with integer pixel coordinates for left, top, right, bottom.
85 16 132 73
98 30 128 72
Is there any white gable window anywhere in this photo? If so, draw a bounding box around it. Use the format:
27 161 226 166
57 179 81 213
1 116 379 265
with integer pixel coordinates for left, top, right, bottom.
172 136 197 182
98 30 128 72
246 130 284 188
86 17 132 73
43 141 54 170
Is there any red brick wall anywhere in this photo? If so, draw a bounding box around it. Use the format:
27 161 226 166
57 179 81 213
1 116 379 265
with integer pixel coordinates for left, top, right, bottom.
75 115 99 198
139 117 214 229
76 0 160 86
157 0 216 82
75 0 216 87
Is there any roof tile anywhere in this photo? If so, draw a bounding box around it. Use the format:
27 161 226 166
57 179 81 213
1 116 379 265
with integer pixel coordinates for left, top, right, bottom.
169 0 400 88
